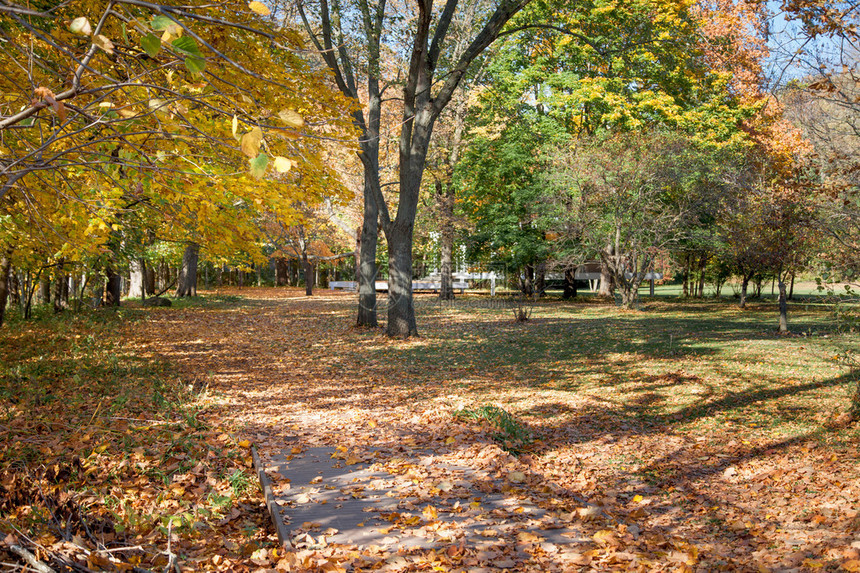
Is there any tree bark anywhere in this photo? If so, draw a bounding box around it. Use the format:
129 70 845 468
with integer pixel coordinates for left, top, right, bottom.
302 253 314 296
275 257 289 286
104 267 121 306
740 274 750 309
129 258 145 300
386 223 417 337
598 244 614 297
0 250 12 327
535 261 546 297
437 178 456 301
39 279 50 305
778 278 789 333
357 172 379 326
176 243 200 297
562 267 577 299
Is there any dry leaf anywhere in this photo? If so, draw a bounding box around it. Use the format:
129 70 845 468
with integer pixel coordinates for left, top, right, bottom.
248 1 271 15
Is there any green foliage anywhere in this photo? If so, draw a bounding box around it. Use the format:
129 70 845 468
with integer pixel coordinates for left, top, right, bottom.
454 404 532 452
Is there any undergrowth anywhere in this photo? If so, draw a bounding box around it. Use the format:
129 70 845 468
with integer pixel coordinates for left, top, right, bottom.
454 404 532 453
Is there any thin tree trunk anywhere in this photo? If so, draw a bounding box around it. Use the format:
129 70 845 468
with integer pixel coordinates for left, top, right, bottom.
303 253 314 296
740 274 750 309
697 256 707 298
176 243 200 297
357 172 379 326
0 250 12 327
53 260 67 313
789 271 795 300
436 178 456 301
778 278 789 333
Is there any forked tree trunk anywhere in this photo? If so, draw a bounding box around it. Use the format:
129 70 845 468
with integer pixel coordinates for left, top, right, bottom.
386 224 417 337
0 250 12 327
176 243 199 297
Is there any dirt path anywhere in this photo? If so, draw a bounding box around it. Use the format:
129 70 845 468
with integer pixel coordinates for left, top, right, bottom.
134 288 860 572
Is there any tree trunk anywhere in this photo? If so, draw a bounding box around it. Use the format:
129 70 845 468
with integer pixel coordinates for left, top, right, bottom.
386 224 417 337
275 257 289 286
697 256 707 298
0 250 12 327
535 261 546 297
104 267 121 306
778 278 789 333
176 243 199 297
129 258 145 300
357 172 379 326
39 279 51 305
740 274 750 309
303 254 314 296
598 245 614 297
563 267 577 299
520 264 534 296
53 261 68 313
8 269 19 306
436 178 456 301
682 254 690 297
788 271 795 300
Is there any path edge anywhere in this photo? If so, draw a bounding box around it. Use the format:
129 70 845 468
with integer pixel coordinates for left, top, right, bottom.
251 445 290 549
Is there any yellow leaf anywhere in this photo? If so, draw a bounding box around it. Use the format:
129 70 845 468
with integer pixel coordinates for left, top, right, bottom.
444 436 456 445
842 560 860 572
237 439 252 448
240 126 263 158
273 156 292 173
507 471 526 484
231 115 239 140
279 109 305 128
161 23 182 43
367 419 377 428
517 531 543 543
422 505 438 520
345 455 361 465
633 494 643 503
248 1 271 15
593 530 617 545
93 35 114 55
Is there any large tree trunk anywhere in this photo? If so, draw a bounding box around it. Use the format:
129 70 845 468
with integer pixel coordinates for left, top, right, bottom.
275 257 289 286
176 243 199 297
520 264 534 296
129 258 145 300
535 261 546 297
39 279 50 305
104 267 121 306
357 171 379 326
778 278 789 333
562 267 577 299
386 223 417 337
598 244 614 297
0 250 12 327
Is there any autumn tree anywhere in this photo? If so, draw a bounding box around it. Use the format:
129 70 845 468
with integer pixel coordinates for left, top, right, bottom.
295 0 532 336
0 0 356 313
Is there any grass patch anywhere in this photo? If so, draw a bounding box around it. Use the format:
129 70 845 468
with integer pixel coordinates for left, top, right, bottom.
454 404 532 453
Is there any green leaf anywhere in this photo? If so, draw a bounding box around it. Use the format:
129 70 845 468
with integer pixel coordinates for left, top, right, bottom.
121 23 129 45
171 36 201 57
141 33 161 58
249 153 268 179
184 55 205 74
151 15 173 31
